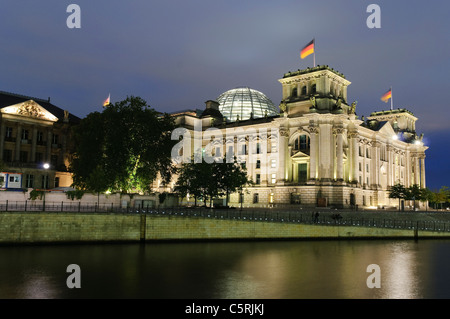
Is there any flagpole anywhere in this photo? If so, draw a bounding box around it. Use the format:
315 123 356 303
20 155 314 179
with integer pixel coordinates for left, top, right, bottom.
390 86 393 111
313 38 316 67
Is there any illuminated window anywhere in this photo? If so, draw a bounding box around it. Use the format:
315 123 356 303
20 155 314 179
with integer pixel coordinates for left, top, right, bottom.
271 173 276 184
271 159 276 168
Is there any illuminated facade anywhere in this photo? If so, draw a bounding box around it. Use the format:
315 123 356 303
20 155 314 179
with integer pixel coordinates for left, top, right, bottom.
0 91 80 189
170 65 428 209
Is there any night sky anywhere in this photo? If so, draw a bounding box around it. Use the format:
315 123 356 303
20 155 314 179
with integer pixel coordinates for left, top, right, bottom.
1 1 449 190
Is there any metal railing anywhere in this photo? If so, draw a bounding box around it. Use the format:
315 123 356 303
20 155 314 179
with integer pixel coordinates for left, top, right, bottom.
1 201 449 233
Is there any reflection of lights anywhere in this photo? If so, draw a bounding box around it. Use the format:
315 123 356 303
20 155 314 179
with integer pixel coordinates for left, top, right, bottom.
414 140 422 146
20 273 57 299
383 242 420 298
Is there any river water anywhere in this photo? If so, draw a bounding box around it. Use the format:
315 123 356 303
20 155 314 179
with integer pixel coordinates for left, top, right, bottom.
1 239 450 299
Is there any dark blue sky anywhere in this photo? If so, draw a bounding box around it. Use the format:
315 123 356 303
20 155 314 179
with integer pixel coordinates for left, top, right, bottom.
1 0 449 190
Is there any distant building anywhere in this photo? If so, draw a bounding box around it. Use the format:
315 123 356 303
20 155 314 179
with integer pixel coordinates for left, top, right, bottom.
169 65 428 209
0 91 80 190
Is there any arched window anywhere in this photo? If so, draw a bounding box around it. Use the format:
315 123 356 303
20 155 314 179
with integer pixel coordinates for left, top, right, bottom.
294 135 310 153
311 84 317 94
292 87 298 97
301 86 307 95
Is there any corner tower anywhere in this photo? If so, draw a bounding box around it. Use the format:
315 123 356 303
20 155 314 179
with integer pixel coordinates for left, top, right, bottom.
278 65 352 117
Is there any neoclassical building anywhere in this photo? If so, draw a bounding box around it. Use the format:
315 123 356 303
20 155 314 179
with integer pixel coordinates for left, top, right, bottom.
169 65 428 209
0 91 80 190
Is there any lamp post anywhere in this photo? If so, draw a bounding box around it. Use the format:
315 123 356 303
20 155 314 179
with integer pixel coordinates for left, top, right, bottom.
43 163 50 211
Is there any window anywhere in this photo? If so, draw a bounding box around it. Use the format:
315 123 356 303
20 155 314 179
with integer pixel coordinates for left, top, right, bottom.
256 160 261 169
54 177 60 188
52 134 59 145
51 155 58 167
271 173 276 184
366 164 369 173
256 143 261 154
359 163 362 171
301 86 307 95
271 159 276 168
255 174 261 185
41 175 49 189
271 142 277 153
35 152 43 163
253 193 259 204
3 149 12 162
26 174 34 188
292 87 298 97
21 129 29 140
359 146 363 157
5 127 13 139
367 177 369 185
37 131 44 143
294 135 310 151
359 176 362 184
19 151 28 163
269 193 274 204
311 84 317 94
240 144 247 155
366 148 370 158
215 147 221 157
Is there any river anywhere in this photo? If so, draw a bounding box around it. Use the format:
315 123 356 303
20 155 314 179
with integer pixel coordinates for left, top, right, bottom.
1 239 450 299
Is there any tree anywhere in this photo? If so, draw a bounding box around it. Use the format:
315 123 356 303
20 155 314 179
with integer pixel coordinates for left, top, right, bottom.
69 96 176 194
216 161 252 207
419 187 434 211
388 183 407 211
174 159 252 208
406 184 422 211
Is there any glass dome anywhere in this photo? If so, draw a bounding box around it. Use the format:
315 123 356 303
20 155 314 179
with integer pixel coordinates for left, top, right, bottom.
216 87 279 122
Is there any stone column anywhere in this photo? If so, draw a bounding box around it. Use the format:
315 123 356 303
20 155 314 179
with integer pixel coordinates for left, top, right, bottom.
414 155 420 186
371 142 378 188
349 131 358 183
308 125 318 181
15 123 22 161
46 128 52 163
0 123 5 161
278 128 288 184
31 126 37 163
334 127 344 181
319 123 333 181
386 145 392 187
420 156 426 188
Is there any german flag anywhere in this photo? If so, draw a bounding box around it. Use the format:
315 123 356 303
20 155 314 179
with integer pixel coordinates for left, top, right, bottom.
300 39 315 59
381 89 392 103
103 94 110 107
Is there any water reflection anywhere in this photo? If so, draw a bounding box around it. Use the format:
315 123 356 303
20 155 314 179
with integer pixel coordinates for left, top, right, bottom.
0 240 449 299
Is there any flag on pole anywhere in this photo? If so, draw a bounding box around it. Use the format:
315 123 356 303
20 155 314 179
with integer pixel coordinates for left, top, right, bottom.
103 94 110 107
300 39 315 59
381 89 392 103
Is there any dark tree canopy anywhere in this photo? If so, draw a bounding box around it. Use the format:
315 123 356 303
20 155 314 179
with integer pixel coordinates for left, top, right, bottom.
175 159 251 207
69 96 176 193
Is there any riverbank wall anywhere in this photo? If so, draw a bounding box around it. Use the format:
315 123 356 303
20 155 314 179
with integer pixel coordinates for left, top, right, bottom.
1 212 450 245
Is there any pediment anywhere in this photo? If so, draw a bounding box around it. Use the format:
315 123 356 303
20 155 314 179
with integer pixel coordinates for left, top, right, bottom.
378 121 396 137
1 100 58 122
291 150 310 158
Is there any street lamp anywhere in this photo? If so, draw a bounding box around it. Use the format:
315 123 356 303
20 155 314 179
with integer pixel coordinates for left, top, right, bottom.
43 163 49 211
